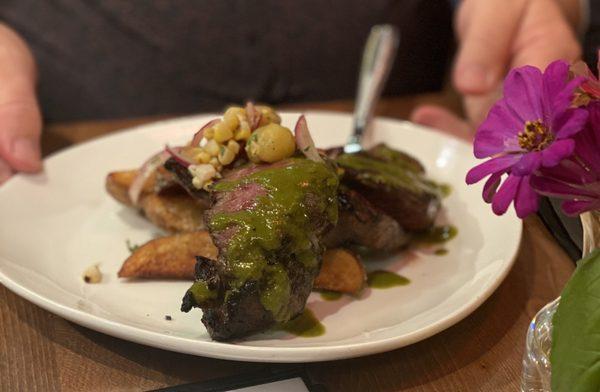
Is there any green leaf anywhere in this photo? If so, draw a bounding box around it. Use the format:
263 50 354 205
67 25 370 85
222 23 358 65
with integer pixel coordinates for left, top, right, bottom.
552 249 600 392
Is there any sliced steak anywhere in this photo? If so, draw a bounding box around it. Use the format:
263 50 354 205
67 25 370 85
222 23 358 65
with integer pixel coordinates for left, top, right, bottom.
178 157 339 341
334 144 441 232
324 188 409 252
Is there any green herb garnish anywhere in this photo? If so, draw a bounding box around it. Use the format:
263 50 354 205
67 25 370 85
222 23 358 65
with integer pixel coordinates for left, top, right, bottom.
126 239 140 253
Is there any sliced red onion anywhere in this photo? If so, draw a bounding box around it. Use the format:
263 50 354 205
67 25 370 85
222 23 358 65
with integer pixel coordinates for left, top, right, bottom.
128 150 170 206
165 145 194 168
245 101 262 130
191 119 220 146
294 115 323 163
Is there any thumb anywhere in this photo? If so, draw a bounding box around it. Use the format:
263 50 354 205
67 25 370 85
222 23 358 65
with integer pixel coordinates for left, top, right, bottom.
0 94 43 172
453 0 526 94
0 24 42 173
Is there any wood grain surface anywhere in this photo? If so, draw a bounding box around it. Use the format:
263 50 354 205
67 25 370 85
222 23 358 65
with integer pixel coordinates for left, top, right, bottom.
1 96 575 391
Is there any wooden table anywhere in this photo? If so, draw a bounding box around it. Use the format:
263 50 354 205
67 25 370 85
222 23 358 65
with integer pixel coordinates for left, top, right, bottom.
1 95 575 391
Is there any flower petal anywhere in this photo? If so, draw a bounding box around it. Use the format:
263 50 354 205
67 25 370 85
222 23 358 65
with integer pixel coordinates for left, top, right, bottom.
492 174 520 215
473 130 521 158
552 108 588 139
540 159 597 185
474 99 523 158
587 102 600 137
573 109 600 174
561 199 600 216
542 60 570 98
541 61 570 120
466 155 520 184
550 76 586 116
540 139 575 167
483 171 503 203
530 175 597 200
512 152 541 176
543 61 583 108
514 175 539 218
503 66 544 122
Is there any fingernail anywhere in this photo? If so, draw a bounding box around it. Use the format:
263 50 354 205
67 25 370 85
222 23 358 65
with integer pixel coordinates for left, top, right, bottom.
0 159 12 184
11 137 41 169
457 64 494 92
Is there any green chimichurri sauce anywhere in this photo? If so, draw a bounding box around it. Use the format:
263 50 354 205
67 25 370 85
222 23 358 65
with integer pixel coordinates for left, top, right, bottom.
280 309 325 337
201 158 339 322
188 281 217 304
434 248 449 256
336 153 437 195
415 225 458 244
320 291 343 301
367 270 411 288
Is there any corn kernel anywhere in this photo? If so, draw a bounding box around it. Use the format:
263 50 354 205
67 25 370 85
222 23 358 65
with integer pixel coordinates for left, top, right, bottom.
218 145 236 165
186 146 203 156
256 105 281 125
188 163 216 189
83 264 102 284
204 139 220 156
214 121 234 143
235 125 251 141
204 127 215 140
194 150 211 164
202 180 214 191
227 140 240 155
245 131 261 163
192 176 203 189
209 157 220 168
223 115 240 130
224 106 246 121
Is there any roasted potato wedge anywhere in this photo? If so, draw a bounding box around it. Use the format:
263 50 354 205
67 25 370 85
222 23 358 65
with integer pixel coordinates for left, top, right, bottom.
313 248 366 295
106 169 207 232
106 169 155 206
140 193 206 232
118 233 364 295
118 231 218 279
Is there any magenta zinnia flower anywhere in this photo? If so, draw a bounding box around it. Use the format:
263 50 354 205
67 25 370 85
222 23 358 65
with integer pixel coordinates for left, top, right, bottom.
531 102 600 215
466 60 588 218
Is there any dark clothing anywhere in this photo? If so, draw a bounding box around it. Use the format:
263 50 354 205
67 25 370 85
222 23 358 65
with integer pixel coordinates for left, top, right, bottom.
0 1 453 121
585 0 600 67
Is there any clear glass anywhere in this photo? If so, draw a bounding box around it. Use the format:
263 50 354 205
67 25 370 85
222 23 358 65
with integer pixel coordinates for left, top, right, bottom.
520 298 559 392
521 209 600 391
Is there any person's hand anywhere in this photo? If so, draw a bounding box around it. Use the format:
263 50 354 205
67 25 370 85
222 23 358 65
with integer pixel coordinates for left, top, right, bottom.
411 0 583 139
0 23 42 184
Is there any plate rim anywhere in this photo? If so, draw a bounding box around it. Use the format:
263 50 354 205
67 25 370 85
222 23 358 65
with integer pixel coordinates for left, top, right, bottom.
0 111 522 362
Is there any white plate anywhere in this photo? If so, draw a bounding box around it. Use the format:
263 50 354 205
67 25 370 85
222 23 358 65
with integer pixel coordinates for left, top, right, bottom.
0 112 521 362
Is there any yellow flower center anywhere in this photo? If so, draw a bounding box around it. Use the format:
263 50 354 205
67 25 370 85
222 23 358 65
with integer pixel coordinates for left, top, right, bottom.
518 120 554 151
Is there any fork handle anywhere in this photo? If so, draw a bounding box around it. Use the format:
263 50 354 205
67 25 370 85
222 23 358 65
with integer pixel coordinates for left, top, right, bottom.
345 25 400 153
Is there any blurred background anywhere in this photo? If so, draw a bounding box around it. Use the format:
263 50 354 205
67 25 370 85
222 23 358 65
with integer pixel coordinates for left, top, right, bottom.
0 0 453 122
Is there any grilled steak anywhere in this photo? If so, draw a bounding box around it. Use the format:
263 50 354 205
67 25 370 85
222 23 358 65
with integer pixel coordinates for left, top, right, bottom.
334 144 441 232
324 188 409 252
175 158 339 340
165 142 441 340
